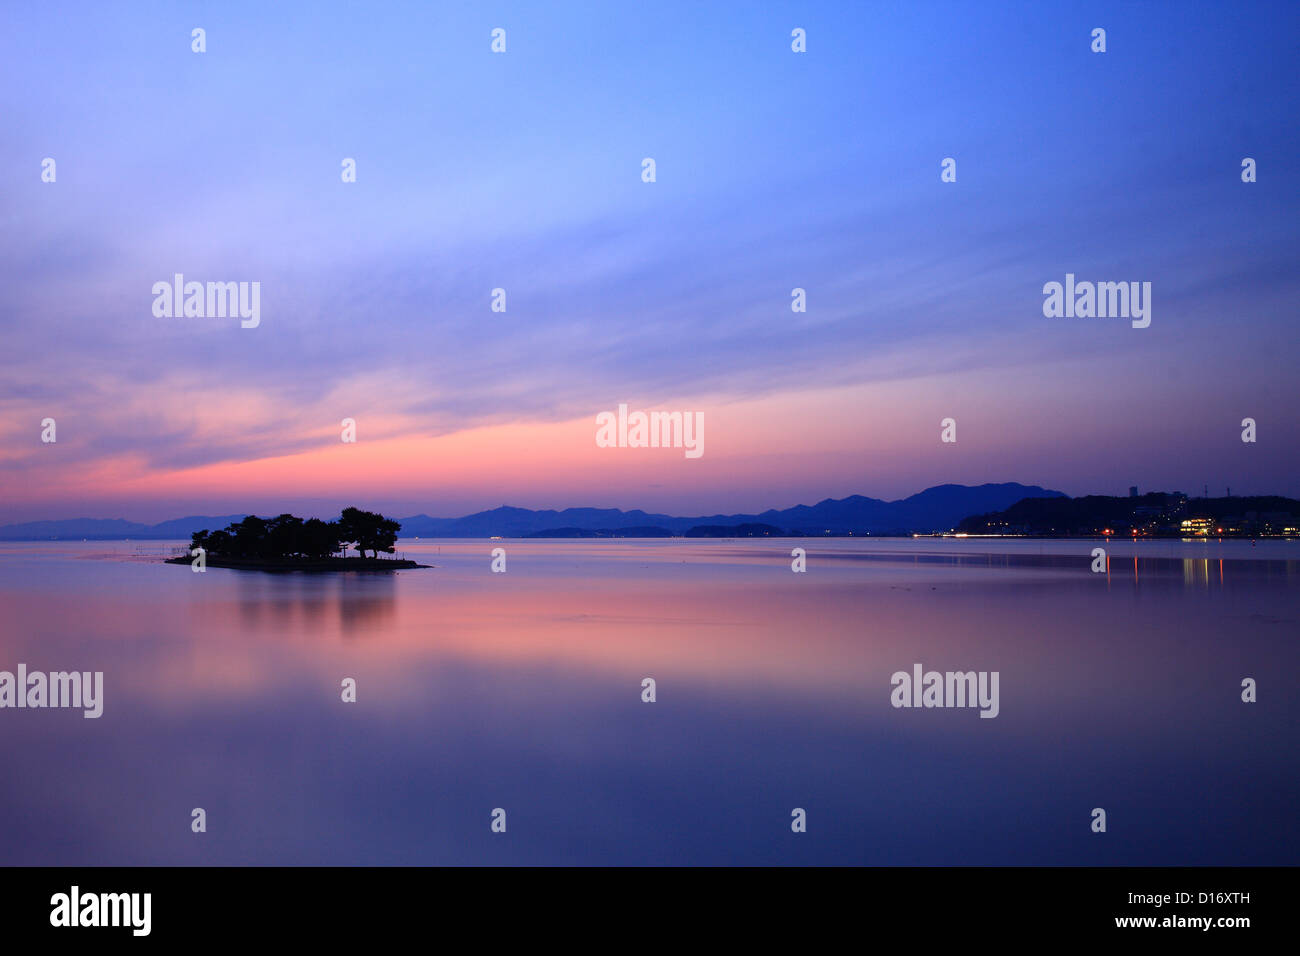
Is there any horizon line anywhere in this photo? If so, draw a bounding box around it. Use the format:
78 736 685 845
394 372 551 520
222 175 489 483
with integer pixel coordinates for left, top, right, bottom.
6 481 1292 530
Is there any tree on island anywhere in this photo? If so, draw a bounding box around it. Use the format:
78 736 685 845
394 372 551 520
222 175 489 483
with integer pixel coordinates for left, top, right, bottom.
338 507 401 559
299 517 344 558
190 508 399 561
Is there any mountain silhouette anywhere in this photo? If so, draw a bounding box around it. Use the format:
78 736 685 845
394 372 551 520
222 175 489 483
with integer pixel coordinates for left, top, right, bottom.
0 484 1065 540
397 483 1065 537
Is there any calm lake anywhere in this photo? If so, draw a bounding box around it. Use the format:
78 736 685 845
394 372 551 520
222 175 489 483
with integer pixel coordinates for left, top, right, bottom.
0 537 1295 865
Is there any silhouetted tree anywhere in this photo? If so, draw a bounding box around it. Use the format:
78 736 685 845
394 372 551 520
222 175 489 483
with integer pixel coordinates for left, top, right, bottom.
225 515 267 558
265 514 304 558
187 510 392 561
300 518 342 559
206 529 232 555
339 507 401 559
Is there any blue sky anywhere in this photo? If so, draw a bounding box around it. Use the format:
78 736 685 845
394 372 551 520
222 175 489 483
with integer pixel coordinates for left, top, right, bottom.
1 0 1297 520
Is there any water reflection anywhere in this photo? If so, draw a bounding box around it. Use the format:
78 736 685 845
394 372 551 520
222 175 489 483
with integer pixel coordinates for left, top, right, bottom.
234 571 398 638
0 539 1295 865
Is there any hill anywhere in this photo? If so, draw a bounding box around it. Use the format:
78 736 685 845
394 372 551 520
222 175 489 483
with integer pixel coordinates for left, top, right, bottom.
0 484 1066 540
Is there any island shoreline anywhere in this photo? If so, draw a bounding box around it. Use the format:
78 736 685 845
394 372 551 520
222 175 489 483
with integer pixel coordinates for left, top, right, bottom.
164 556 431 573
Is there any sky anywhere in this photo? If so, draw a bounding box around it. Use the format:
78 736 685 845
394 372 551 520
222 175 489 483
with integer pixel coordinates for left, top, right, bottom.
1 0 1298 523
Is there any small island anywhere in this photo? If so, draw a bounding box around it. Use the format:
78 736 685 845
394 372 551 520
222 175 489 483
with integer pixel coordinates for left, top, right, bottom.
166 507 430 571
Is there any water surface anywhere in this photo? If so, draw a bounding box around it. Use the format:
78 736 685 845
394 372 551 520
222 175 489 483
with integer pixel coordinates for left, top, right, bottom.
0 537 1295 865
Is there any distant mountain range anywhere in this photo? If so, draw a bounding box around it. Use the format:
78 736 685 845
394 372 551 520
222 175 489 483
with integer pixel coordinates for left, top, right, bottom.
0 515 253 542
0 483 1064 540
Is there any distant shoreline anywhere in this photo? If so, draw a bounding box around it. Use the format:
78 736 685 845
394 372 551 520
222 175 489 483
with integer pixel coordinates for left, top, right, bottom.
0 532 1291 543
9 485 1299 541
